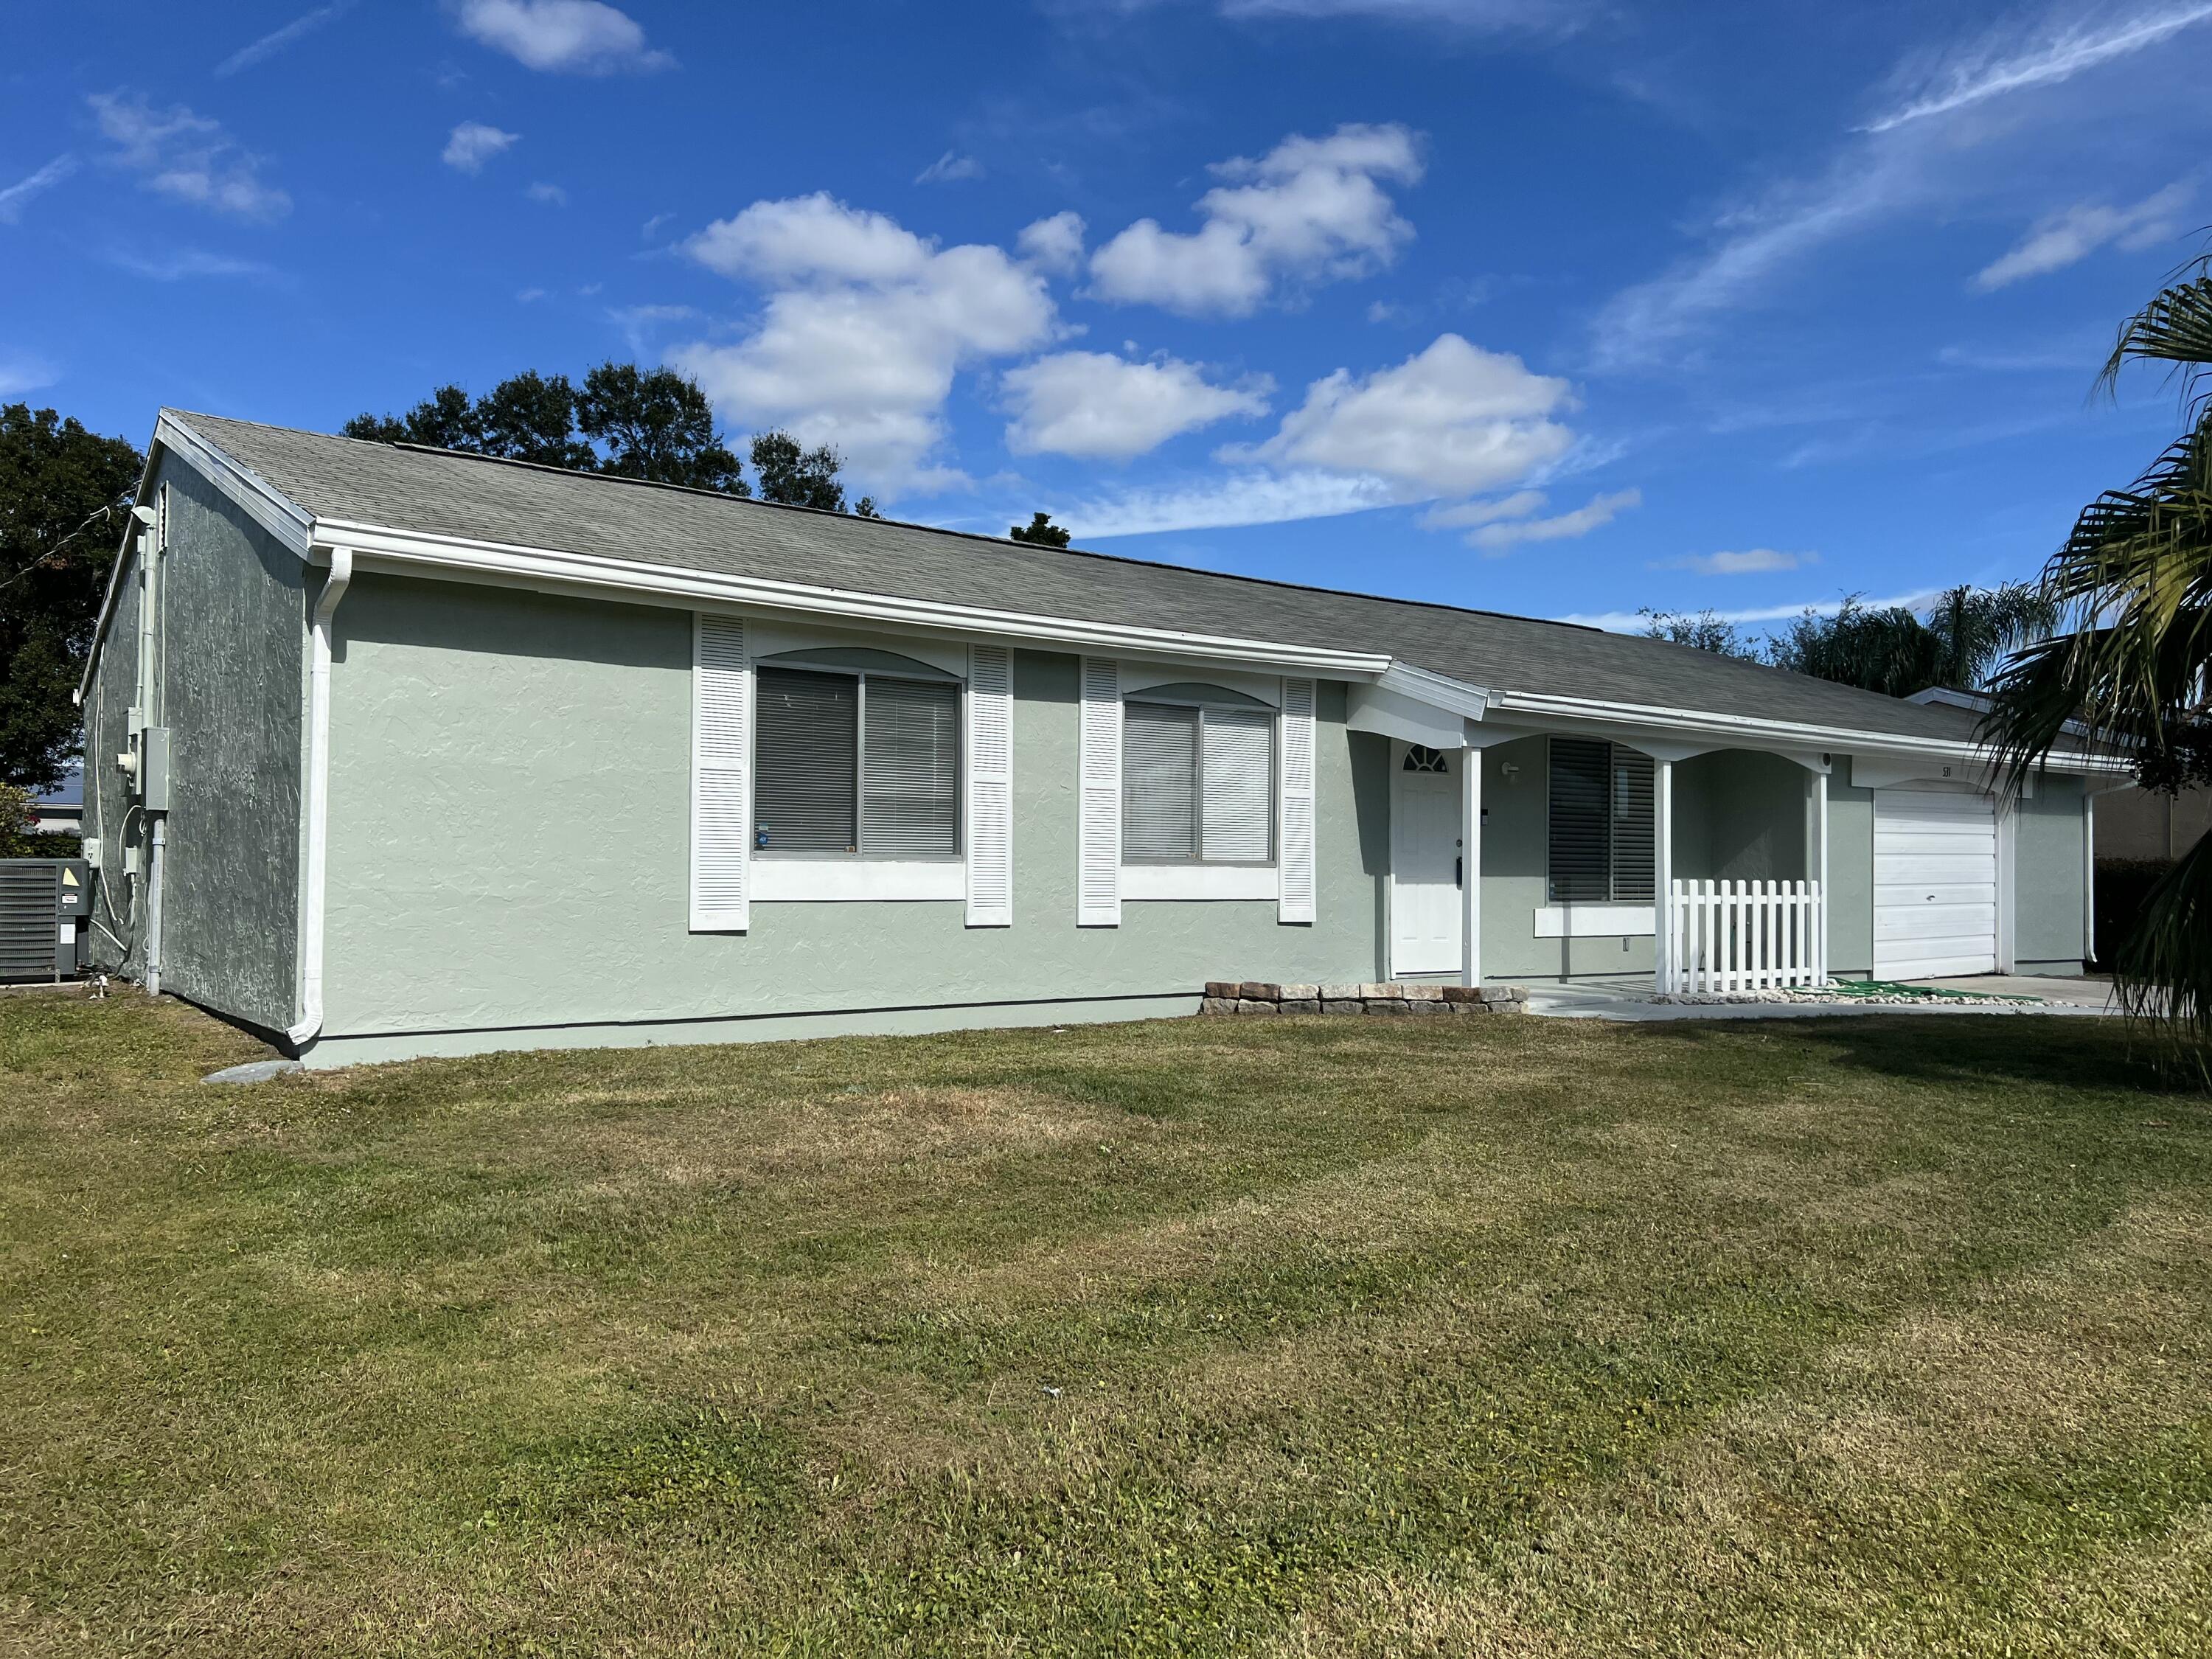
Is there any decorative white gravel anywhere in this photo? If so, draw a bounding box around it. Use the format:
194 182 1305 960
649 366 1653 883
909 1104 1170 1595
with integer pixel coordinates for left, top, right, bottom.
1652 989 2039 1009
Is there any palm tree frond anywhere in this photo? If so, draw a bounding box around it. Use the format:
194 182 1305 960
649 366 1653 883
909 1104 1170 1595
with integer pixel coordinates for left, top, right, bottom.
2096 262 2212 400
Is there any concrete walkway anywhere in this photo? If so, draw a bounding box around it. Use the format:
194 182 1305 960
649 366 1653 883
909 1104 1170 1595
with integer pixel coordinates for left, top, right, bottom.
1523 973 2120 1023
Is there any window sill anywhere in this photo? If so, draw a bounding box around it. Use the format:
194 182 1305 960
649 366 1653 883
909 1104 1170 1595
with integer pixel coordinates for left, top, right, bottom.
1121 864 1278 901
753 859 964 902
1534 902 1655 939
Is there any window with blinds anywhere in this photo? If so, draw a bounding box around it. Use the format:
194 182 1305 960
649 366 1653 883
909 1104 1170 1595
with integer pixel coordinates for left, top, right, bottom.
862 675 959 857
1548 737 1654 902
753 665 960 857
1123 697 1273 863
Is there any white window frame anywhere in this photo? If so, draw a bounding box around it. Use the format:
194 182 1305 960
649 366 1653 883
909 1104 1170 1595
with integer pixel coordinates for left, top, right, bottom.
1119 686 1279 874
745 637 973 905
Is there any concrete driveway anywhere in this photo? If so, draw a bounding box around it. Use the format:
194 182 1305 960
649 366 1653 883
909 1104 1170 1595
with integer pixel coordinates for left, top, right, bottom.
1524 973 2121 1023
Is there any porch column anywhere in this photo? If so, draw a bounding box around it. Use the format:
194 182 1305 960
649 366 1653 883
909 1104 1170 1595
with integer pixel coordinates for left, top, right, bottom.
1812 770 1830 983
1654 759 1674 993
1458 744 1483 988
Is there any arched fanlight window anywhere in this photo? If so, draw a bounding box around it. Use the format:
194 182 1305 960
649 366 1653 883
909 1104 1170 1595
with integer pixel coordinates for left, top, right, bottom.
1402 744 1450 773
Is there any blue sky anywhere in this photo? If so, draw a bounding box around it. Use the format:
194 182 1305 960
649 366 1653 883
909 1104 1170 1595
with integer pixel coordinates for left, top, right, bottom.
4 1 2208 634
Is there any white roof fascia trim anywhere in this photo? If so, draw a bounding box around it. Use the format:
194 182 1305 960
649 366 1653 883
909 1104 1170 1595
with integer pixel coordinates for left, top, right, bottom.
156 412 315 554
312 517 1392 678
1374 660 1495 720
79 413 318 702
1484 689 2124 774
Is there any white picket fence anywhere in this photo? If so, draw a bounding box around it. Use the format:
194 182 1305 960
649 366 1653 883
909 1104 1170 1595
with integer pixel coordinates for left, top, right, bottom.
1658 879 1826 995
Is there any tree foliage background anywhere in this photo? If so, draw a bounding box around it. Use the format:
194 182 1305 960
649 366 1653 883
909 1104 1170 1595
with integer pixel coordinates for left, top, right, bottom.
0 404 144 791
1641 583 2056 699
345 362 875 513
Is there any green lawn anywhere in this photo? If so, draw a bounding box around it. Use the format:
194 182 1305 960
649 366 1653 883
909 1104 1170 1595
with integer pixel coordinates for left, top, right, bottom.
3 993 2210 1657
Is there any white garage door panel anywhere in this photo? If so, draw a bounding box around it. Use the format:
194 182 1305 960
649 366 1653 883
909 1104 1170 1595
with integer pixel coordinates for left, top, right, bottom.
1874 784 2000 979
1876 902 1998 940
1874 882 1996 911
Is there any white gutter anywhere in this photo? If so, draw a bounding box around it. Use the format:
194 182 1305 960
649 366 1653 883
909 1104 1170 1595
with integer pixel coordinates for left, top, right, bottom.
287 546 352 1048
313 517 1393 678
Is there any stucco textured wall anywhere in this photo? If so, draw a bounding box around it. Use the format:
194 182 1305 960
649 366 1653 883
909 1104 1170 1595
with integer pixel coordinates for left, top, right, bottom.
153 456 307 1030
81 453 306 1026
320 576 1389 1042
2014 773 2087 967
1825 781 1876 977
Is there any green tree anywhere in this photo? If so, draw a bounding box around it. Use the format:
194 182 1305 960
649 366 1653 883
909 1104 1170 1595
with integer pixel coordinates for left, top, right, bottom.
1983 252 2212 1070
345 365 752 495
1763 585 2054 698
1008 512 1071 548
749 431 847 511
1638 607 1757 659
574 362 745 493
0 404 144 791
473 369 593 468
343 384 480 450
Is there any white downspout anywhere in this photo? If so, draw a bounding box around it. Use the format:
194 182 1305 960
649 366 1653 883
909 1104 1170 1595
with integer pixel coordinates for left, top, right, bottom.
287 546 352 1048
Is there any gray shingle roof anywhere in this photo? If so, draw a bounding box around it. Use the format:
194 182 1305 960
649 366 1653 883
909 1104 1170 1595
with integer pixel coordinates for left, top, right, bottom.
175 410 1988 746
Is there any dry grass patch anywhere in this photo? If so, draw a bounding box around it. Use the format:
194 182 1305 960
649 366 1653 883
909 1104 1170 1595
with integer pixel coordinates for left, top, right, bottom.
4 995 2209 1656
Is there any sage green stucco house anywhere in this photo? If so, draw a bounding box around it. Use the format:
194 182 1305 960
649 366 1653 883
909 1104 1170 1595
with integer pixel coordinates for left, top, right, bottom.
80 411 2117 1065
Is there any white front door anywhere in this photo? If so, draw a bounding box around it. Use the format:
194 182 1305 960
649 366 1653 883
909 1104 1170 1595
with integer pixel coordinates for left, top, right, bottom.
1874 782 2000 979
1391 746 1462 976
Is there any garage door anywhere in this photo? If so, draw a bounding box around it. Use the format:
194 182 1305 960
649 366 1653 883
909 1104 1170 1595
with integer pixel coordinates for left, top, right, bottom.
1874 783 1999 979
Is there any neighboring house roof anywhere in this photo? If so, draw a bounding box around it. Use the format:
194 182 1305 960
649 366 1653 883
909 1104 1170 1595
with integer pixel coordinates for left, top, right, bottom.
140 411 2004 750
32 762 83 810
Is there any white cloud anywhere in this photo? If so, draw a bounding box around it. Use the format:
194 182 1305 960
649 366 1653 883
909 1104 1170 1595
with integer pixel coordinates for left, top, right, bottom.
673 193 1058 489
87 91 289 220
442 120 519 173
516 286 547 302
0 155 77 225
1088 122 1422 316
916 150 984 184
1468 487 1638 552
105 247 279 281
1062 470 1405 539
1973 183 2188 289
451 0 672 73
1017 210 1086 274
687 192 933 285
0 355 58 396
1001 351 1270 460
1419 488 1547 529
609 302 695 351
215 1 356 77
1655 548 1818 575
1864 2 2212 133
1562 588 1941 633
1219 0 1587 26
1596 5 2211 369
1235 333 1574 497
526 180 568 206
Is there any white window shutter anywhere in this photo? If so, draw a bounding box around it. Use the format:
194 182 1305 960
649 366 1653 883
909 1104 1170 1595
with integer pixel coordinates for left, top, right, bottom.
965 644 1014 927
1279 676 1317 923
691 613 751 931
1078 656 1121 926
